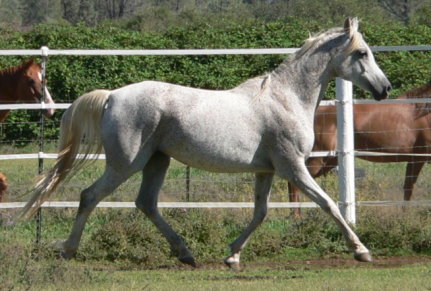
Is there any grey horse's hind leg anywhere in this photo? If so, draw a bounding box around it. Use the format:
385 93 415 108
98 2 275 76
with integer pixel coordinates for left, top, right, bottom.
276 157 372 262
224 173 273 270
58 167 130 259
135 152 196 267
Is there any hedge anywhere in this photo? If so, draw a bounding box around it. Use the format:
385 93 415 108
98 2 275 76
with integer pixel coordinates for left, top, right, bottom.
0 18 429 143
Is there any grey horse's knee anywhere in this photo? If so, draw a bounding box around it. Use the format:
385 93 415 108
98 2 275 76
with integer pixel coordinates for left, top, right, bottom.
78 188 98 210
135 199 157 218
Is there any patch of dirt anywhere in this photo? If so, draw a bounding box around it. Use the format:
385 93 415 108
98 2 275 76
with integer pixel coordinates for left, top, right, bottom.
183 256 431 272
205 274 305 281
87 256 431 272
239 256 431 270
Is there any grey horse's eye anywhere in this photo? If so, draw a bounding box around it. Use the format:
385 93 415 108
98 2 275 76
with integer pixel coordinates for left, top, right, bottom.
356 50 368 58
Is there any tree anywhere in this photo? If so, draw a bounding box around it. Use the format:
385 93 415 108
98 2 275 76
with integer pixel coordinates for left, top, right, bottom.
0 0 21 26
377 0 425 24
61 0 79 24
21 0 48 25
97 0 140 19
62 0 97 25
78 0 97 25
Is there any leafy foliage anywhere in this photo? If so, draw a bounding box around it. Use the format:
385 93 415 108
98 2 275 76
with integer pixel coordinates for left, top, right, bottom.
0 19 430 144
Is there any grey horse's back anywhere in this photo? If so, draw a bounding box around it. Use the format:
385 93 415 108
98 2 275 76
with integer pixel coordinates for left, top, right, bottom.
103 80 272 173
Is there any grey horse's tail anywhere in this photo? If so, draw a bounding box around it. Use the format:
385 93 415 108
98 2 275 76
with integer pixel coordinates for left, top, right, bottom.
18 89 110 219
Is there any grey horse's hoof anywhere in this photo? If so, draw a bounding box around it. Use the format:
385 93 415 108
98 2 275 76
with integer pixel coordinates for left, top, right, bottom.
59 251 74 260
354 252 373 262
179 255 197 267
224 257 241 271
53 241 74 260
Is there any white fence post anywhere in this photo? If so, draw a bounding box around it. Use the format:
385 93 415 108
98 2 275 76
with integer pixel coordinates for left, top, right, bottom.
336 78 356 225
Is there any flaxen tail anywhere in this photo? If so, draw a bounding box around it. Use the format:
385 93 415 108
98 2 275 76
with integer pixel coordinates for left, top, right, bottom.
18 89 111 219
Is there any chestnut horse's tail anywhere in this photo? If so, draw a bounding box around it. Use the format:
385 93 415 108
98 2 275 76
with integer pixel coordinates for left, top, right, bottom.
18 89 111 219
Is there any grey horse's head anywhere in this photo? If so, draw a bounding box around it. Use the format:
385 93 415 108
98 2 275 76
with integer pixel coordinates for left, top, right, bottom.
332 18 391 100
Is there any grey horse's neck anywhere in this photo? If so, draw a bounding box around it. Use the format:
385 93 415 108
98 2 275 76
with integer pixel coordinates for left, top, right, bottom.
270 32 348 112
270 51 334 112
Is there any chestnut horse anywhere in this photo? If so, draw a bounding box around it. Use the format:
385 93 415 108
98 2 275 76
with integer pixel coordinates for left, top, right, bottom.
0 59 55 201
288 81 431 211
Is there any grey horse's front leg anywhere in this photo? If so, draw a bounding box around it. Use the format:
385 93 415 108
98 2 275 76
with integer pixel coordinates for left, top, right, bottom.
275 156 372 262
135 152 196 267
224 173 273 270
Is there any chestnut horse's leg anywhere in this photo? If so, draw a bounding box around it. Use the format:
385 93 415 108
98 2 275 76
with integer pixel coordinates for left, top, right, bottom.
288 182 301 218
0 173 7 202
403 161 425 201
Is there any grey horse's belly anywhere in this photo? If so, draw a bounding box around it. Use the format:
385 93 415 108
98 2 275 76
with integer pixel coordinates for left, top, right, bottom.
165 151 273 173
159 135 273 173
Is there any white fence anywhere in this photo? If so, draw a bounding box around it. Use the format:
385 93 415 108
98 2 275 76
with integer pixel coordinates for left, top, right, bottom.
1 46 431 225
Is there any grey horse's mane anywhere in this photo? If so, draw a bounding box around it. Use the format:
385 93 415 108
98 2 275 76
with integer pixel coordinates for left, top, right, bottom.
244 19 363 98
294 25 363 60
266 19 363 84
237 27 363 99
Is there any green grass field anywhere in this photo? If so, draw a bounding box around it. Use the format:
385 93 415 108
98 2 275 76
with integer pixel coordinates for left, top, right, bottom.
1 253 431 290
68 262 431 291
1 205 431 290
1 143 431 289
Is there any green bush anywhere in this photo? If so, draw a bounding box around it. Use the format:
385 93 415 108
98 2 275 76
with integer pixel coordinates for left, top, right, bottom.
0 237 94 290
48 207 431 267
79 208 228 266
1 19 429 145
2 206 431 271
79 209 172 267
357 208 431 255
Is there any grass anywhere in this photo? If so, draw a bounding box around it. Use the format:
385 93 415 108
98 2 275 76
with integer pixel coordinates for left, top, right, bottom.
2 210 431 290
4 150 431 204
3 142 431 203
1 254 430 290
82 263 431 291
1 208 431 290
2 143 431 289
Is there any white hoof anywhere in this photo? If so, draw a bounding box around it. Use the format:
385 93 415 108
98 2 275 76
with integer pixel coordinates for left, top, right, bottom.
354 251 373 262
224 255 241 271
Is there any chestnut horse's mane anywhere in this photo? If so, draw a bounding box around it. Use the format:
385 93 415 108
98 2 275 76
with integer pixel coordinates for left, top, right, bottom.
0 59 37 78
398 80 431 119
399 80 431 99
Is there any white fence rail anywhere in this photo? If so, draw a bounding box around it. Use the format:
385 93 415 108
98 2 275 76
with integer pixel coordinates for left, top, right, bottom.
1 46 431 224
2 200 431 210
1 45 430 56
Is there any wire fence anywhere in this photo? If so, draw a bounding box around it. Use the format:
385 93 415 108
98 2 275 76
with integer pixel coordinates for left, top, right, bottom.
1 46 431 213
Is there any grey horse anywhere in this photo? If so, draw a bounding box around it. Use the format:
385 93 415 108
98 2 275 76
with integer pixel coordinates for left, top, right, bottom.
20 18 391 269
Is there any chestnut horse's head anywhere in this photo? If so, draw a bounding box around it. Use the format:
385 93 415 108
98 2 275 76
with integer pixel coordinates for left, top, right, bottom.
16 59 55 118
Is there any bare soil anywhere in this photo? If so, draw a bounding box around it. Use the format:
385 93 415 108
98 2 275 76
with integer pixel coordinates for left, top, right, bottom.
240 256 431 270
138 255 431 272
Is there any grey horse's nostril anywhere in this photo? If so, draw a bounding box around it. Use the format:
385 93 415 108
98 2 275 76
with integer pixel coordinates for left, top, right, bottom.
386 85 392 92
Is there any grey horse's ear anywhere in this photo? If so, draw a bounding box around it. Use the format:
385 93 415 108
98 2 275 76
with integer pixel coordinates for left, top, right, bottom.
344 17 359 36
